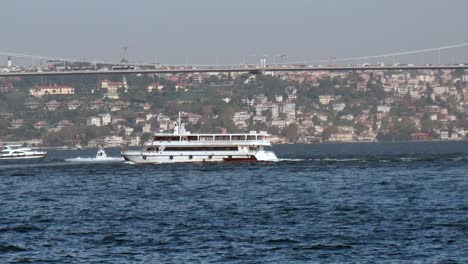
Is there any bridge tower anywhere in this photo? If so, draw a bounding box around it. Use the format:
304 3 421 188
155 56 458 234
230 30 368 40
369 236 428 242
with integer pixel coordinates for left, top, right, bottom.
121 46 129 64
260 57 266 69
280 54 286 64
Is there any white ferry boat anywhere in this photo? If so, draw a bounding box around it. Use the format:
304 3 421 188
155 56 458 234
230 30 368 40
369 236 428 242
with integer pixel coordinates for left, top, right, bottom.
121 117 278 164
0 145 47 160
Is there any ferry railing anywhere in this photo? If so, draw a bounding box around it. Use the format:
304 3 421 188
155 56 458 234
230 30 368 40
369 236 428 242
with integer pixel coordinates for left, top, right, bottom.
152 139 270 144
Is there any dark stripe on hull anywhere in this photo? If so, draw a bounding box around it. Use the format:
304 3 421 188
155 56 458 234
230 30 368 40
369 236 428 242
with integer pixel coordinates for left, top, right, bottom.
223 156 258 162
122 153 264 164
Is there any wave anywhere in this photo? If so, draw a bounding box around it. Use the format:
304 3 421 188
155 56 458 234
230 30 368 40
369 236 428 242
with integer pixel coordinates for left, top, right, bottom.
0 225 42 233
398 157 421 162
293 244 353 251
266 238 300 244
0 244 27 252
448 156 468 161
321 158 364 162
0 162 71 170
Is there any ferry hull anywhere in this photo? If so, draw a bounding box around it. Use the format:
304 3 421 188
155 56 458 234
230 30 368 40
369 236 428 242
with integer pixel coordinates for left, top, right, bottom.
121 151 277 164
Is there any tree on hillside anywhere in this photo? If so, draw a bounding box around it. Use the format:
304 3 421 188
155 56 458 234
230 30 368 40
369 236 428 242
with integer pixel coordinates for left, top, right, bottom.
322 126 338 141
282 124 298 141
262 109 273 122
0 118 9 136
389 117 418 141
354 122 368 135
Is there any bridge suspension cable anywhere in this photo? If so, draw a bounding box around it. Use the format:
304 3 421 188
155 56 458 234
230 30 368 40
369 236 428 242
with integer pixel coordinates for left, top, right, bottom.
1 42 468 66
0 51 104 64
281 42 468 65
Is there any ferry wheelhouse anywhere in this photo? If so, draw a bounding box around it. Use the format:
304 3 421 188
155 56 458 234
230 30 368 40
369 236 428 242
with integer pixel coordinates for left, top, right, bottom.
121 119 277 164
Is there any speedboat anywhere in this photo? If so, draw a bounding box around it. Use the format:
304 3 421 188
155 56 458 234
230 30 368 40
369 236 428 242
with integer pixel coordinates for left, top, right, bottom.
121 113 278 164
65 147 124 163
0 145 47 160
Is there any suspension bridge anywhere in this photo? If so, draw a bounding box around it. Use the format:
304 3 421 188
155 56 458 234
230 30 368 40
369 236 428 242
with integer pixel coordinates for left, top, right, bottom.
0 42 468 77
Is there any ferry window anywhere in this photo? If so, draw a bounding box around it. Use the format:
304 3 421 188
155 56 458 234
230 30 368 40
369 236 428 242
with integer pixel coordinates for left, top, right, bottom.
215 135 230 141
188 136 198 141
199 136 213 141
189 155 193 160
232 136 245 141
164 147 238 151
208 155 213 159
247 135 256 140
169 156 173 160
228 155 232 159
146 147 158 152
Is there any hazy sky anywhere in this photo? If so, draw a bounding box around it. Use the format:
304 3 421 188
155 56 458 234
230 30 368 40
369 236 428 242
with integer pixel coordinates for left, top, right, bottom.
2 0 468 64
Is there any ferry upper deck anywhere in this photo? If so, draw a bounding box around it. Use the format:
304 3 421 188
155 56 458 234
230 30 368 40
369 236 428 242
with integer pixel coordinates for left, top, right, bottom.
147 131 272 146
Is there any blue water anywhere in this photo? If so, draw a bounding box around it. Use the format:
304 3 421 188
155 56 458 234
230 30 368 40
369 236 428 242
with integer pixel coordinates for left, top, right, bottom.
0 142 467 263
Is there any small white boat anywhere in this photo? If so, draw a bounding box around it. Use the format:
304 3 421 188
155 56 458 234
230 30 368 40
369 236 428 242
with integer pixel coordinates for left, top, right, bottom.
0 145 47 160
65 147 124 163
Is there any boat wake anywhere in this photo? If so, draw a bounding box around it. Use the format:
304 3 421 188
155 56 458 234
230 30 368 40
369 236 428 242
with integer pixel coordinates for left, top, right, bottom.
275 158 306 162
64 147 124 164
275 155 468 164
64 157 124 163
276 158 365 162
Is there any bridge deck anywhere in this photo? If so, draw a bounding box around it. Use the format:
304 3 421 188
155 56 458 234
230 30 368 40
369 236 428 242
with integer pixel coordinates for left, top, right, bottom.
1 65 467 77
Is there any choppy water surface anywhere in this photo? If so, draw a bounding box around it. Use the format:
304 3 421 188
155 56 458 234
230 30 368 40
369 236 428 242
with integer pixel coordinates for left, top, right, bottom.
0 142 467 263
